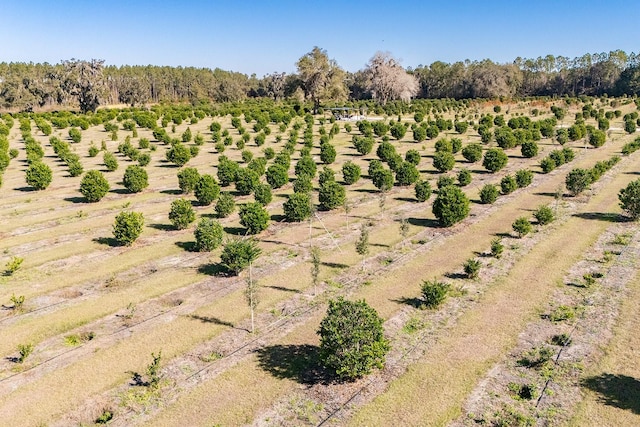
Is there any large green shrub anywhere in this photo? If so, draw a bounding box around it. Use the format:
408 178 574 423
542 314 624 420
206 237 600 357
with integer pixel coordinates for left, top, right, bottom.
479 183 499 204
415 180 432 202
113 211 144 246
194 218 224 251
319 181 346 210
565 168 592 196
395 162 420 186
25 162 53 190
266 164 289 189
433 151 455 173
462 143 483 163
239 202 270 234
483 148 508 173
215 192 235 218
342 161 361 185
177 167 200 194
619 178 640 219
195 174 220 205
432 185 470 227
512 217 532 238
123 165 148 193
283 192 312 222
80 170 110 202
168 198 196 230
318 298 389 380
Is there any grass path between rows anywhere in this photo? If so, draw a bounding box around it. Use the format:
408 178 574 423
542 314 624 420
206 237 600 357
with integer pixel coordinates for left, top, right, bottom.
134 145 636 425
567 270 640 427
349 157 640 426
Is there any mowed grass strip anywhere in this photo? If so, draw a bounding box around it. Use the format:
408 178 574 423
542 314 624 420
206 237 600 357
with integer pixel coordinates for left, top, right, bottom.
140 143 637 425
567 271 640 427
348 153 640 426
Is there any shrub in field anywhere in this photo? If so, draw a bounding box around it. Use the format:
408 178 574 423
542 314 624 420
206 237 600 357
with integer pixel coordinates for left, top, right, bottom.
168 198 196 230
68 127 82 143
217 158 239 187
353 136 374 155
533 205 554 225
194 218 224 251
266 164 289 189
455 121 469 134
166 142 191 166
540 157 556 174
318 166 335 186
295 155 317 178
483 148 508 173
123 165 148 193
318 297 389 380
436 175 456 189
432 185 470 227
618 178 640 219
457 168 472 187
520 140 538 158
177 167 200 194
16 343 34 363
342 161 361 185
463 258 481 279
220 238 261 275
500 175 518 195
239 202 270 234
490 238 504 258
376 141 397 162
195 174 220 205
293 174 313 193
283 192 312 222
414 180 432 202
25 162 52 190
421 279 450 309
234 168 260 196
435 138 453 153
395 161 420 186
215 192 235 218
479 183 499 204
433 151 455 173
103 152 118 171
565 168 592 196
589 129 606 147
113 211 144 246
319 181 346 210
253 183 272 206
515 169 533 188
320 143 337 164
4 256 24 276
80 170 110 202
137 153 150 167
462 143 483 163
512 217 532 238
405 149 421 166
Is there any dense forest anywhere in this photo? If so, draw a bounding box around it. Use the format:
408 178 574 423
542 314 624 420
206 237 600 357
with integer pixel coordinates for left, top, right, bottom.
1 49 639 112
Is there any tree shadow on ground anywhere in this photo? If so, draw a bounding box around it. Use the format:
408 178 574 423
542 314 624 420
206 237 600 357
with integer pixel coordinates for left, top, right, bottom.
64 196 86 204
159 189 182 195
264 285 301 294
354 188 379 194
13 186 36 192
197 263 230 277
270 214 286 222
321 261 349 269
581 373 640 414
255 344 333 385
534 191 559 197
92 237 120 247
187 314 235 328
148 223 174 231
444 272 467 280
394 197 417 203
573 212 627 223
175 241 196 251
495 231 512 238
391 296 423 309
223 226 247 236
625 171 640 175
407 217 440 228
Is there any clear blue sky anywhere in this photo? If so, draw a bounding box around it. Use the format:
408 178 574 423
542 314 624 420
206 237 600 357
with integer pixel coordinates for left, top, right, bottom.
2 0 639 76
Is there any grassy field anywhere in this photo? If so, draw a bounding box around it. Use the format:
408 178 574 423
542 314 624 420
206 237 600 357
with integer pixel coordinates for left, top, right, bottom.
0 98 638 426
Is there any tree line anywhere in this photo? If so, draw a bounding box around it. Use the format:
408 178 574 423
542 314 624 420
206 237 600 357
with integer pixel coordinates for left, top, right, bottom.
1 49 640 112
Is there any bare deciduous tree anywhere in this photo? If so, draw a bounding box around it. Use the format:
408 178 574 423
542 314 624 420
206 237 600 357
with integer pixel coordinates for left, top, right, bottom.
365 52 419 104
